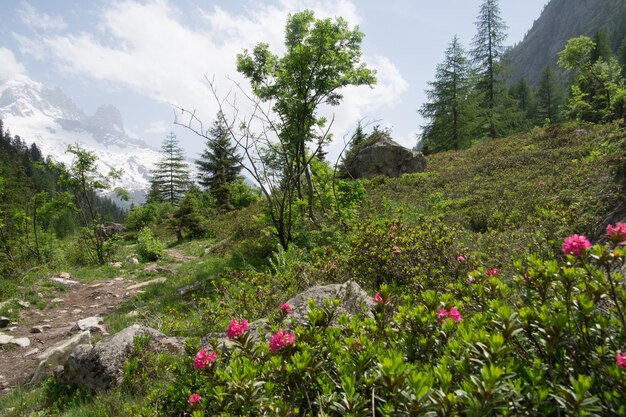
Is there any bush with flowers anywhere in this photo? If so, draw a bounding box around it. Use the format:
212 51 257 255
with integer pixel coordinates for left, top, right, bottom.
104 224 626 416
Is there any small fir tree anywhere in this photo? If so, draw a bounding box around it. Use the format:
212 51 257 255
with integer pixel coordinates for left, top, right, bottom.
536 65 565 124
195 112 242 210
148 132 190 205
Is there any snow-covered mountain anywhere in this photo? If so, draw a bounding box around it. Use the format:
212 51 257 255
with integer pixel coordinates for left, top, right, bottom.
0 75 162 204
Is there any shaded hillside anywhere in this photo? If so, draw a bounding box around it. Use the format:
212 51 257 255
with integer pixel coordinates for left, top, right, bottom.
509 0 626 86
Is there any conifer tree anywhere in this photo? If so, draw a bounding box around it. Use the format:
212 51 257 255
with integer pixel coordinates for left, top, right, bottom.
148 132 190 205
420 36 474 152
536 65 565 124
471 0 509 139
195 113 242 210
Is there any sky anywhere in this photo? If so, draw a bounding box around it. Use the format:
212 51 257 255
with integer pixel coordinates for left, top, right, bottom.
0 0 549 160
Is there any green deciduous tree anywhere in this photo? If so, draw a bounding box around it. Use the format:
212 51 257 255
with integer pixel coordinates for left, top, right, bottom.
471 0 509 138
558 35 624 122
61 144 124 265
195 112 242 210
236 9 376 226
420 36 475 152
148 132 190 205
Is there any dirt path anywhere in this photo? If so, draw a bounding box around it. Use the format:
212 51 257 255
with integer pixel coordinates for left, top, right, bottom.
0 275 138 394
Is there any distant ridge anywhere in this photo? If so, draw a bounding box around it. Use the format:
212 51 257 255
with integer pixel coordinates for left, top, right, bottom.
508 0 626 86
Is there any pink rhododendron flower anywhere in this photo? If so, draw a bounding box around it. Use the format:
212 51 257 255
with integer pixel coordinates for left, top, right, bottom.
227 318 248 339
373 293 388 305
617 352 626 368
269 330 295 352
457 254 466 262
392 246 402 254
219 300 226 307
390 224 398 231
562 234 591 257
486 268 499 277
466 275 475 284
193 348 217 370
389 233 396 239
607 223 626 244
188 393 202 405
436 308 448 322
280 303 291 314
448 307 463 323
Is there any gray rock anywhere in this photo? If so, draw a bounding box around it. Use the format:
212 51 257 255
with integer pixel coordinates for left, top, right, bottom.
31 326 44 334
51 298 64 304
96 222 126 239
17 300 30 308
282 281 375 327
0 334 14 345
31 331 91 385
127 278 167 290
109 262 123 268
58 272 71 279
25 348 40 357
13 337 30 347
49 276 80 286
60 325 183 391
72 316 106 334
342 133 426 179
0 317 9 328
129 257 139 265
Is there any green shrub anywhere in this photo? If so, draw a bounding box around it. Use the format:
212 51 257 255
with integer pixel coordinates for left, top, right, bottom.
136 227 165 262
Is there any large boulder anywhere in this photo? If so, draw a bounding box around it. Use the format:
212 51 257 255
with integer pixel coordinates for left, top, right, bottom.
60 325 182 391
96 222 126 239
283 281 376 326
343 134 426 179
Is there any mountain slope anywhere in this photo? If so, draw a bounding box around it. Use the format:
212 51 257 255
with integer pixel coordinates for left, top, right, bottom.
509 0 626 86
0 75 161 202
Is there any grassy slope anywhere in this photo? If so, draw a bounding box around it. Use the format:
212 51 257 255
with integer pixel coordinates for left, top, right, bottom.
361 122 626 268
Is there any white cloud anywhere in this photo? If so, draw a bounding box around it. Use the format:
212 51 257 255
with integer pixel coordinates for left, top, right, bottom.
15 0 407 158
145 120 171 135
0 48 25 79
19 2 67 31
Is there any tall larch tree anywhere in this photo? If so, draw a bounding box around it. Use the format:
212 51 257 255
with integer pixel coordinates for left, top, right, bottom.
419 36 474 153
195 112 242 210
148 132 190 205
471 0 509 139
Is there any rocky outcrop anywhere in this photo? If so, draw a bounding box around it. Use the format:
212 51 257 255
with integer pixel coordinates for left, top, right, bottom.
59 325 182 391
96 222 126 239
31 331 91 385
342 134 426 179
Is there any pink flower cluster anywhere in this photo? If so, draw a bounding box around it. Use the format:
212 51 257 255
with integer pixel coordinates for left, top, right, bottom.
193 348 217 370
188 393 202 405
607 222 626 244
486 268 499 277
617 352 626 368
562 234 591 257
373 293 386 305
269 330 295 352
227 318 248 339
392 246 402 254
436 307 462 323
280 303 291 314
457 254 466 262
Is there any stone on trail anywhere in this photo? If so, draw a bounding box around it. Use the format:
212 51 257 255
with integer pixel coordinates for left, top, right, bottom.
126 278 167 290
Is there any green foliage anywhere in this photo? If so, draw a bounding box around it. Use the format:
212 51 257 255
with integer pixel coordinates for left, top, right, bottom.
136 227 165 262
348 218 461 291
108 239 626 416
558 35 625 122
124 201 173 232
536 65 565 124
